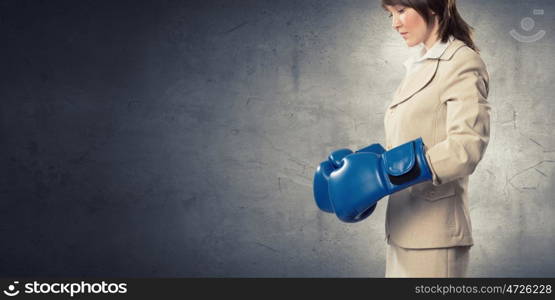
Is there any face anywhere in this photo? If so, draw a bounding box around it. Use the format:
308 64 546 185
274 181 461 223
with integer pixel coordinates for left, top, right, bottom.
385 5 434 48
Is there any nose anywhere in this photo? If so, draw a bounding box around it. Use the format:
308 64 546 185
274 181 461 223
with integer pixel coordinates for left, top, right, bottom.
391 14 402 31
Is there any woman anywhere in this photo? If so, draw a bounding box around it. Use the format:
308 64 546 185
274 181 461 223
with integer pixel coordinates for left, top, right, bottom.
381 0 490 277
312 0 490 278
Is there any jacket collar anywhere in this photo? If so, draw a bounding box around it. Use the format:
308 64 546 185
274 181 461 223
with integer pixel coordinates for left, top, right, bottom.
389 38 467 108
403 35 454 69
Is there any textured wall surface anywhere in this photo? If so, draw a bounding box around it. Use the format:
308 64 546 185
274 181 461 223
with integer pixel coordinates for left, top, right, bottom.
1 0 554 277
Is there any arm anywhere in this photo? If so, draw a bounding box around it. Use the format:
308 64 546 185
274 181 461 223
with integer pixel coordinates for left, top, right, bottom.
425 51 491 185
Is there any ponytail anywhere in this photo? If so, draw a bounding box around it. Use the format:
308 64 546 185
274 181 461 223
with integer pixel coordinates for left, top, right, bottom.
438 0 478 52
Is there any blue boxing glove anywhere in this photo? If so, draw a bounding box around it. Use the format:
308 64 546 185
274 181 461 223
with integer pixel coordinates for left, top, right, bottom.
327 137 433 223
313 143 385 214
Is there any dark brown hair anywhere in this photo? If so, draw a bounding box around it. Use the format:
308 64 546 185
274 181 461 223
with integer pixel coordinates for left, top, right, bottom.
381 0 478 52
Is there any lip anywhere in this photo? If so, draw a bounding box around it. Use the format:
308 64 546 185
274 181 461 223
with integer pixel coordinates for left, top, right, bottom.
400 32 408 36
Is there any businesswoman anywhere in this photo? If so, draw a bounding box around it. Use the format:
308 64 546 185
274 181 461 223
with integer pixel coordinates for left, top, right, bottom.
381 0 490 277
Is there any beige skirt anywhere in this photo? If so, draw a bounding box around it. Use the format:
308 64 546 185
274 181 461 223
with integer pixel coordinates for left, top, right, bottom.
385 241 471 278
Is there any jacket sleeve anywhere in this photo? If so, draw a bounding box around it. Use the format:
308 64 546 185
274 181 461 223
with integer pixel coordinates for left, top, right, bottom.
425 51 491 186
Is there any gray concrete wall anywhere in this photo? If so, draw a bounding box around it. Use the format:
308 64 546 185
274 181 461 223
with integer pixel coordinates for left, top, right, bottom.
1 0 554 277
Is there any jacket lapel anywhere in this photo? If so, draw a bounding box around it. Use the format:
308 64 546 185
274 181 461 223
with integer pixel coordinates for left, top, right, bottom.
389 60 439 108
388 40 467 109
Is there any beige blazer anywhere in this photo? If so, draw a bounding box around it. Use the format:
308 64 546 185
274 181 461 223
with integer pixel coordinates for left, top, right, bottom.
384 39 491 249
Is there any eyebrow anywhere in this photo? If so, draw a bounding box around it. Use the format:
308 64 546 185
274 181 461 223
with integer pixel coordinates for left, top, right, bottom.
383 4 405 11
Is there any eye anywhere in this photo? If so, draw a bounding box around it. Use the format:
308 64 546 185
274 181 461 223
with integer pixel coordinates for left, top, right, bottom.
398 8 405 14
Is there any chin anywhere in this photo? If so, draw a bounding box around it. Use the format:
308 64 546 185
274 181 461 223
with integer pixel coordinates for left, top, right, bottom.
404 40 419 47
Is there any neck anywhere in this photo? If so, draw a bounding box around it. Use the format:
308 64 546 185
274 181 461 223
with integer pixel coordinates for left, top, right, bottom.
423 32 439 51
423 17 440 50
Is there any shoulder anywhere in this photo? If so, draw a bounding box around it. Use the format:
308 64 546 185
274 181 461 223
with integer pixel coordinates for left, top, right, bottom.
443 40 488 73
438 40 489 87
453 46 486 70
438 42 490 97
